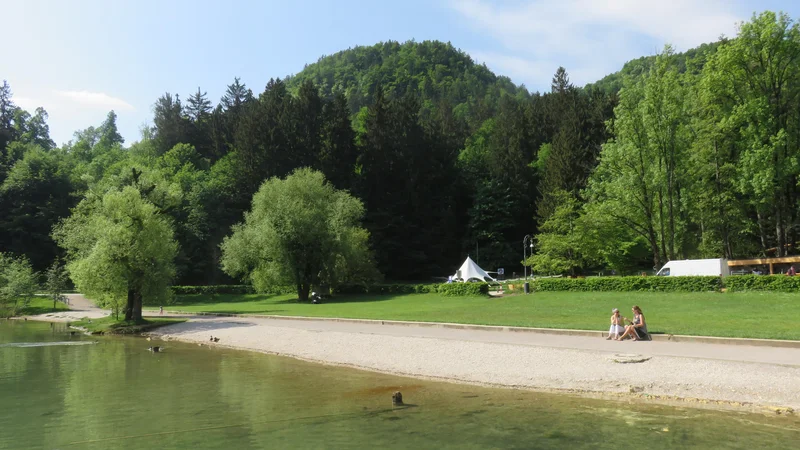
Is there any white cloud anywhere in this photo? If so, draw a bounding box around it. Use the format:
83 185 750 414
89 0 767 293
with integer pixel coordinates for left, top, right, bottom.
56 90 135 111
8 89 137 146
471 51 555 86
12 96 42 111
450 0 743 89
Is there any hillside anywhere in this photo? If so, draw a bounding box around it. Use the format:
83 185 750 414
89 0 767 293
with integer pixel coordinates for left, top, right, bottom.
287 40 527 128
586 41 722 94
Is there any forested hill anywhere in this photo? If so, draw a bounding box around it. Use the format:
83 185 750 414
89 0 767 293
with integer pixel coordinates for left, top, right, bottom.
586 41 722 94
287 40 526 125
3 11 799 288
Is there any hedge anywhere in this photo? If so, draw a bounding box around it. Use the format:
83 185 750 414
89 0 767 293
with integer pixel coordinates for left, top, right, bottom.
435 282 490 296
171 285 255 295
172 285 301 295
532 276 723 292
724 275 800 292
332 284 434 295
333 283 490 296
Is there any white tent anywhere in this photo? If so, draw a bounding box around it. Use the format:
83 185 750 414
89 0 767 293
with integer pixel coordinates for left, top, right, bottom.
452 256 496 282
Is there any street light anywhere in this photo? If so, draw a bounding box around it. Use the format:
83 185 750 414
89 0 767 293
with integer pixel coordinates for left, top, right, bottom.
523 235 533 280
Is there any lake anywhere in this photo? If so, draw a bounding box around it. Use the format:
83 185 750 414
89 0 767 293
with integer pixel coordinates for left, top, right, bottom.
1 320 798 449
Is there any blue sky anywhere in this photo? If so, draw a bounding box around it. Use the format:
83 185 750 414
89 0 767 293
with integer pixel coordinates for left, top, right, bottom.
3 0 799 145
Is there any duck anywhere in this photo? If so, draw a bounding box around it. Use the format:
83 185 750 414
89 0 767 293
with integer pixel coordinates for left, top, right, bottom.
213 337 220 343
148 346 162 352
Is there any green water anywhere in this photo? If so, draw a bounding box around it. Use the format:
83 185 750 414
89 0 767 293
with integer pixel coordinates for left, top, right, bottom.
1 321 798 449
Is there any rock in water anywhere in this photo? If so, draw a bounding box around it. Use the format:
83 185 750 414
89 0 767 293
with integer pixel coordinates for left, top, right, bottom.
392 391 403 406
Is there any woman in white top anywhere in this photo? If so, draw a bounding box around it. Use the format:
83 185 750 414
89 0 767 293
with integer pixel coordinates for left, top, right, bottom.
606 308 625 340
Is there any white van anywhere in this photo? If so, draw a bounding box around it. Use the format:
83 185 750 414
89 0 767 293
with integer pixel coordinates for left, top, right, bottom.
655 259 730 277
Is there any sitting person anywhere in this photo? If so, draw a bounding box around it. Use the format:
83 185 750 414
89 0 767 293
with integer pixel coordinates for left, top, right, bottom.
606 308 625 340
616 305 649 341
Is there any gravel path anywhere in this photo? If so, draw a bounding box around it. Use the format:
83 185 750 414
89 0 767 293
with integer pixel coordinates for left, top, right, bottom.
152 316 800 411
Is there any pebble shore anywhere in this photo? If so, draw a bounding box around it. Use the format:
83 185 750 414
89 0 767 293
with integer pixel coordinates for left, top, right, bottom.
151 317 800 413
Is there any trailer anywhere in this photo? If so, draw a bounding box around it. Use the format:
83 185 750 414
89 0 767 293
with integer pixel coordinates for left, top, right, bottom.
655 259 730 277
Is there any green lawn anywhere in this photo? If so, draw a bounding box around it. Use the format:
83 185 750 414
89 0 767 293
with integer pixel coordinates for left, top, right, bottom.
151 291 800 340
0 297 70 318
72 316 186 334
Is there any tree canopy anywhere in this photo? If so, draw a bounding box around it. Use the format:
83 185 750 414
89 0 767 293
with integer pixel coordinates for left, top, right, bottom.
53 186 177 321
221 168 377 301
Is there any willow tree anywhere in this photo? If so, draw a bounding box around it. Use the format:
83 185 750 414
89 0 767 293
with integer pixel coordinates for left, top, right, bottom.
54 186 177 321
221 168 377 301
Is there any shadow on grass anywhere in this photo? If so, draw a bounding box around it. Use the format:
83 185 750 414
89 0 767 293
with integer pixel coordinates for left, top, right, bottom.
169 294 288 306
196 309 288 315
14 306 67 316
273 295 400 305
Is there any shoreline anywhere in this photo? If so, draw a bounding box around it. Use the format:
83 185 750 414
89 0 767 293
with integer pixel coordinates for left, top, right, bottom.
149 317 800 416
175 339 794 416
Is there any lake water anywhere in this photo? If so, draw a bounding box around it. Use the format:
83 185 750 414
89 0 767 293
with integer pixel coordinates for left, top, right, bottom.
1 320 798 449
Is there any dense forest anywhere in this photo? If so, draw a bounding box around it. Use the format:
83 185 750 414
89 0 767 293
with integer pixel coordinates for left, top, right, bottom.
2 11 800 286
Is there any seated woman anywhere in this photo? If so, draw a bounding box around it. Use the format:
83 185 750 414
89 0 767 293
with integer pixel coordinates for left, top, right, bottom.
617 305 649 341
606 308 625 340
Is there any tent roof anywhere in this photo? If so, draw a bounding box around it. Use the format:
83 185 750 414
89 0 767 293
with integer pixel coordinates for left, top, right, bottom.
452 256 496 282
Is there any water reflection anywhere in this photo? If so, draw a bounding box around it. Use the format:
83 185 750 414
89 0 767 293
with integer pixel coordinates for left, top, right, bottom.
0 321 797 449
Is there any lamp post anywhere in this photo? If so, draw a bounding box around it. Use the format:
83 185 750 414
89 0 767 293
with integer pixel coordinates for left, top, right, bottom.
523 235 533 280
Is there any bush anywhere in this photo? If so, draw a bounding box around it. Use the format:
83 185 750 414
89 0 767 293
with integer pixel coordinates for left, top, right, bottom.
171 285 256 295
332 284 435 295
724 275 800 292
532 276 722 292
435 282 490 296
333 283 490 296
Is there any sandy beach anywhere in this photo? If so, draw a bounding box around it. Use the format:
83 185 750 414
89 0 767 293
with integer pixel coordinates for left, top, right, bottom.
149 315 800 413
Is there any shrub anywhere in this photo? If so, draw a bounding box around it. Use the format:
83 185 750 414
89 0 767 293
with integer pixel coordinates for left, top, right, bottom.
435 282 490 296
333 283 490 296
532 276 722 292
332 284 435 295
171 285 256 295
724 275 800 292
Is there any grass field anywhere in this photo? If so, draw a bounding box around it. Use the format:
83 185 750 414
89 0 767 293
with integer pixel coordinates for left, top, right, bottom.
72 316 186 334
0 297 70 318
150 291 800 340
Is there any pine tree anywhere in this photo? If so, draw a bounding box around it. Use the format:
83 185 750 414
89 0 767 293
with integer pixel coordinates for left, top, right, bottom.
319 93 357 190
97 111 125 149
153 93 189 155
221 77 253 112
0 80 15 153
186 87 212 122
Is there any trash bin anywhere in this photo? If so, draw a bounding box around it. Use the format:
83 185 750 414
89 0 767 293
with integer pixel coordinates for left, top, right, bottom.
524 282 530 294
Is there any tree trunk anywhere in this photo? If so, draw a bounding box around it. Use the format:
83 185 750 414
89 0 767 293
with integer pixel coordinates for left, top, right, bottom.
756 208 768 253
666 143 676 260
657 190 667 262
776 204 786 257
125 289 135 321
297 283 310 302
713 142 732 259
132 291 143 322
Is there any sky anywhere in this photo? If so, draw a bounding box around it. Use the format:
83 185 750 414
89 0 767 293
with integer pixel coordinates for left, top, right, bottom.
2 0 800 146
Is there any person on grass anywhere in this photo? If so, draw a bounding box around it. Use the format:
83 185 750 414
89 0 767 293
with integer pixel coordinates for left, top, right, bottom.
617 305 649 341
606 308 625 340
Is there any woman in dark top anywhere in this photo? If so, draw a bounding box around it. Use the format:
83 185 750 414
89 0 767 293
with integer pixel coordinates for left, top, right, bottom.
616 305 649 341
